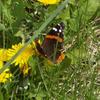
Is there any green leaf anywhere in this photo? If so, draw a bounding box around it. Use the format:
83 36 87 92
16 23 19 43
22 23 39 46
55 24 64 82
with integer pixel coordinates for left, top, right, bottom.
36 91 46 100
0 91 3 100
28 56 37 75
61 56 71 68
0 23 5 31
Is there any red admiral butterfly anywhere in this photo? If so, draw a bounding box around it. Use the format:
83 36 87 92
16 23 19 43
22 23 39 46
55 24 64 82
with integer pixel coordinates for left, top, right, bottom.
35 22 65 64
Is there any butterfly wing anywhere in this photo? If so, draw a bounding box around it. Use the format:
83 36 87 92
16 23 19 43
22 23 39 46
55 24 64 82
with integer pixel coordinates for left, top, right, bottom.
35 39 46 57
41 22 65 63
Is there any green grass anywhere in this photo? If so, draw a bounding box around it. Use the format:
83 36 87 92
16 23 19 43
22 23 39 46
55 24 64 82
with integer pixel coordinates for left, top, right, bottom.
0 0 100 99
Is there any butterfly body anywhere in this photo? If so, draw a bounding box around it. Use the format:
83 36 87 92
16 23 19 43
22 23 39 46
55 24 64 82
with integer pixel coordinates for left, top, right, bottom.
35 22 65 64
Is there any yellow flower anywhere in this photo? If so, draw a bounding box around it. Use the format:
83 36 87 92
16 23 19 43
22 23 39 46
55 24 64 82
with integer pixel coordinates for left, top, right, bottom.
7 43 34 75
20 64 31 75
0 61 12 83
0 49 8 61
7 43 34 66
37 0 60 5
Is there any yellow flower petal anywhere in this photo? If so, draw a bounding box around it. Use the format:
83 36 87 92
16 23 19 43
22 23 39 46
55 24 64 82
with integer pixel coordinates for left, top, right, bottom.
7 43 34 66
19 64 31 75
0 61 12 83
0 49 9 61
7 43 35 75
0 71 12 83
37 0 60 5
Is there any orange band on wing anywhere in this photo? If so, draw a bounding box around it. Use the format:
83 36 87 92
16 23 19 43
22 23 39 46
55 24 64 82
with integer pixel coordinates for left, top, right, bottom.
46 35 63 42
56 53 65 63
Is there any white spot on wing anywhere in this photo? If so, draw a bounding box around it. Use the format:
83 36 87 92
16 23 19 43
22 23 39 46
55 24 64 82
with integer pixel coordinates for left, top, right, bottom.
58 23 63 29
53 27 57 31
58 24 60 26
59 29 62 33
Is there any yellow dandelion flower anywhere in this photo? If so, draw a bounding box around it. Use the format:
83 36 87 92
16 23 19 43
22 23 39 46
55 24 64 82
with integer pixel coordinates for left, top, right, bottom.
20 64 31 75
37 0 60 5
0 61 12 83
0 49 9 61
7 43 34 66
7 43 34 75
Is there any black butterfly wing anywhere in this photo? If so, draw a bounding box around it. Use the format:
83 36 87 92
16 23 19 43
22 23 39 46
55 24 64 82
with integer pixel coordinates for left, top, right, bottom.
35 39 46 57
35 22 65 63
41 23 65 63
42 38 64 63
